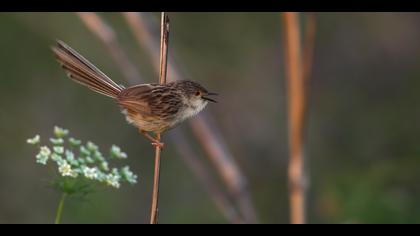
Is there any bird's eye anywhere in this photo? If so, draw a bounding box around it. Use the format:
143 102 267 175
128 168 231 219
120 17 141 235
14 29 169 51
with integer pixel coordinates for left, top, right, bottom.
195 91 201 96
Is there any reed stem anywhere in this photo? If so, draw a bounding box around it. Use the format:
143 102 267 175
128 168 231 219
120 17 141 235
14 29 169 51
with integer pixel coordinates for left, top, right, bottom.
149 12 169 224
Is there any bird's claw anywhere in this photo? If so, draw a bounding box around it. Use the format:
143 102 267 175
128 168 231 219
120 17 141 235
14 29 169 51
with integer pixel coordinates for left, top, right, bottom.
152 141 164 149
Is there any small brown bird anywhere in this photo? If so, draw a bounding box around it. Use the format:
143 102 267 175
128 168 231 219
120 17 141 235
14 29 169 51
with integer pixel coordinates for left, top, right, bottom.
51 40 217 148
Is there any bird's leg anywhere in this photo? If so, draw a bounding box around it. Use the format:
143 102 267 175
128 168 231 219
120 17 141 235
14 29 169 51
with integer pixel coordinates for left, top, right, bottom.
140 130 164 149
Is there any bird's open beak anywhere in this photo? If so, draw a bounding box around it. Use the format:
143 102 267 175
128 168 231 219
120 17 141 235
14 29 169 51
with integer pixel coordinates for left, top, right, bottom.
202 92 218 103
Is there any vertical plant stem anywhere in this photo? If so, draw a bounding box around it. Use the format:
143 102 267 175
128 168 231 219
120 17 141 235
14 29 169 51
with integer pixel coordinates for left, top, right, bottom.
150 12 169 225
159 13 169 85
55 193 67 224
150 133 162 224
283 12 307 224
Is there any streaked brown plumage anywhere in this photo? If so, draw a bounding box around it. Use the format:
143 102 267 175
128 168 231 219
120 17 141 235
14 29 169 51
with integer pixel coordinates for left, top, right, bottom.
51 40 217 147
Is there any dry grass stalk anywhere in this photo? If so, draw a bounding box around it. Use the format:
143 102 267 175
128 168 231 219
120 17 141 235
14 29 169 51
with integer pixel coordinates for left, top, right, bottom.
149 13 170 224
283 12 306 224
283 12 316 224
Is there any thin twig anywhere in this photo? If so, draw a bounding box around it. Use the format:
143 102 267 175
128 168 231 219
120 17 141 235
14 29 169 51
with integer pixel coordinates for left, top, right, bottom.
282 12 308 224
159 13 169 85
76 12 243 223
123 12 258 223
150 132 162 224
150 13 170 224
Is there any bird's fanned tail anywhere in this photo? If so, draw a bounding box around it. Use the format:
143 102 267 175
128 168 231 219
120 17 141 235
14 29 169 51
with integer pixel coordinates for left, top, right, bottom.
51 40 123 99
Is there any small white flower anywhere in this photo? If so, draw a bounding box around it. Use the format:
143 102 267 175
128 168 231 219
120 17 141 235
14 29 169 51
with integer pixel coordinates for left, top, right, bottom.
100 161 109 171
96 172 107 182
112 168 119 175
36 153 49 165
65 150 75 161
29 126 138 191
72 167 81 173
106 173 121 189
65 150 79 166
50 138 64 145
53 146 64 154
36 147 52 165
110 145 127 159
86 156 95 164
93 151 105 162
110 145 120 154
27 135 40 145
69 137 81 146
87 141 99 152
54 126 69 138
58 160 75 177
83 166 98 180
119 152 127 159
80 146 90 157
51 153 63 162
121 166 138 184
77 157 86 165
39 146 51 156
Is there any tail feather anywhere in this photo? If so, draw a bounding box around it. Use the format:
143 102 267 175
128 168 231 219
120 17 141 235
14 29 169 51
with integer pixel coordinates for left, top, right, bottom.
52 40 123 98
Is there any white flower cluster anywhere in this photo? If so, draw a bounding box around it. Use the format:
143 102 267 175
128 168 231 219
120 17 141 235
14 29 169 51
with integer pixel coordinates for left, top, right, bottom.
27 126 138 189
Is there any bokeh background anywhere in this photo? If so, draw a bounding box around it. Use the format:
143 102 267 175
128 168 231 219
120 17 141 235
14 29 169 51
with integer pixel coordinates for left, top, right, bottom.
1 12 420 223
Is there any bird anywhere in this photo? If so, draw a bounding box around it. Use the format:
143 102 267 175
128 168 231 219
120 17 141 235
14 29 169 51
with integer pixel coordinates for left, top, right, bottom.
51 40 217 148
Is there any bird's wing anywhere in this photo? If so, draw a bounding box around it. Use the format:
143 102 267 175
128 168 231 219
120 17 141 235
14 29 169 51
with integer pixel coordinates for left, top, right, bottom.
118 84 160 117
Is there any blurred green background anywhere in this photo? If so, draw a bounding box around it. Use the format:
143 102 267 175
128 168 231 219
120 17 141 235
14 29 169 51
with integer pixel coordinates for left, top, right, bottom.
1 12 420 223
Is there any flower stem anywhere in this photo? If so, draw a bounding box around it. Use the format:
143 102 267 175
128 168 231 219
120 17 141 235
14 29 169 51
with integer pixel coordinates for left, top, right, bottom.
55 193 67 224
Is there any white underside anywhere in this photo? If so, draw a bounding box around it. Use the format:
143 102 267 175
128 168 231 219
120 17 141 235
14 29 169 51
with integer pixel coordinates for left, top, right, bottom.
179 99 208 122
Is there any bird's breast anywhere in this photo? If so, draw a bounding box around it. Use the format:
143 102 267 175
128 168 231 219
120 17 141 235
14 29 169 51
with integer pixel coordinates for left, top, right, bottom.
178 100 208 121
